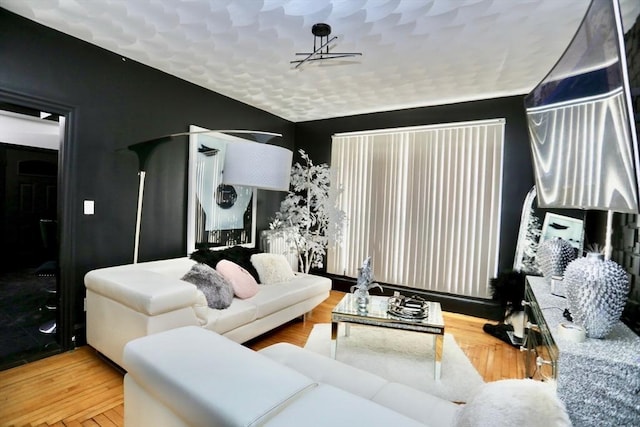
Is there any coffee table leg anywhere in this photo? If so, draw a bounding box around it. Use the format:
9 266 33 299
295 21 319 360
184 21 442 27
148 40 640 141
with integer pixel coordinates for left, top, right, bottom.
331 321 338 359
434 334 443 380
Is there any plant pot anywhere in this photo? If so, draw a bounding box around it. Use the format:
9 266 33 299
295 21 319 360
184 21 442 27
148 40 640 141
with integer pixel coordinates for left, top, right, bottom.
563 252 630 338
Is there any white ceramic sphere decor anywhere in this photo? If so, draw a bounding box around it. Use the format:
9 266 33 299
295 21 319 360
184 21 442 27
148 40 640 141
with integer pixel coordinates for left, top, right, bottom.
563 252 630 339
536 238 576 283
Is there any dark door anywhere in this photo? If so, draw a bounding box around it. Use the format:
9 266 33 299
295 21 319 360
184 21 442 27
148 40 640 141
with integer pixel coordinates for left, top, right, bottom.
1 145 58 270
0 143 61 369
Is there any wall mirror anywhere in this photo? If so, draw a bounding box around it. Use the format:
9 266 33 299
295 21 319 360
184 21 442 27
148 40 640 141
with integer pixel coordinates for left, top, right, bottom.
186 125 256 254
540 213 585 255
513 185 587 273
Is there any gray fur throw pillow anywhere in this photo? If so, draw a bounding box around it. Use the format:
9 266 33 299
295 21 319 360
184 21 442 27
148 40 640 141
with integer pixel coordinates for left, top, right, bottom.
181 263 234 309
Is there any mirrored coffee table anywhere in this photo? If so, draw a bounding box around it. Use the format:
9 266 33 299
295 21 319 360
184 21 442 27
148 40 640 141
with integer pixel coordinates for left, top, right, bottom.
331 293 445 379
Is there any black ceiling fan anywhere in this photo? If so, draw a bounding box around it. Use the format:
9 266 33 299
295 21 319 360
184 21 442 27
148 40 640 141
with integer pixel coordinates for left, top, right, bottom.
291 23 362 69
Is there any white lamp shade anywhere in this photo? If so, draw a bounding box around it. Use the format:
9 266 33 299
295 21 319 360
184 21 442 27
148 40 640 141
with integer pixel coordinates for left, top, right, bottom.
223 141 292 191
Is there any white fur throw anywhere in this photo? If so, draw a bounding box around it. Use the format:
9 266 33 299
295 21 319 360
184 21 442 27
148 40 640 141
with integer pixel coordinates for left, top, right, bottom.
250 253 296 284
455 379 572 427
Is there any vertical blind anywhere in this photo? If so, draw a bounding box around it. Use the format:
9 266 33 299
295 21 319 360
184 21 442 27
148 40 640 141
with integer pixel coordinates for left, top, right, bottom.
328 120 505 298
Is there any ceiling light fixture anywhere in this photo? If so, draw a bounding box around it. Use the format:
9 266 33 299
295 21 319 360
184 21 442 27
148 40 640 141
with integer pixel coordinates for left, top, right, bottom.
291 23 362 69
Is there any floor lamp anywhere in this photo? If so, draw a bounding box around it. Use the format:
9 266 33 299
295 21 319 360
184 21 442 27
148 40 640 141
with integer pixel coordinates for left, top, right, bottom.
127 130 292 264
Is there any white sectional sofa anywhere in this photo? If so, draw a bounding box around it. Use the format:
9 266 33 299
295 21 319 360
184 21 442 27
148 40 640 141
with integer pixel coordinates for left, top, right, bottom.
84 256 331 367
122 326 573 427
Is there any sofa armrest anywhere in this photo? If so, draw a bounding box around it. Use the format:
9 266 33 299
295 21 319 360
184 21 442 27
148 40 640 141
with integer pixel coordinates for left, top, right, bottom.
85 268 199 316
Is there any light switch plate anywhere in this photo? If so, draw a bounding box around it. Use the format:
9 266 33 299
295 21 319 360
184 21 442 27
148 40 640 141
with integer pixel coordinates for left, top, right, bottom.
84 200 95 215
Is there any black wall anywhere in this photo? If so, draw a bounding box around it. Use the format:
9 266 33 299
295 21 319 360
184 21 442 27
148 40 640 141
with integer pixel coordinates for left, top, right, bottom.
0 9 295 347
612 14 640 335
295 97 534 276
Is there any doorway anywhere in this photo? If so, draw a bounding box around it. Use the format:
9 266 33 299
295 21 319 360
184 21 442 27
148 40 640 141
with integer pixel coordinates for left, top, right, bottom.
0 102 64 370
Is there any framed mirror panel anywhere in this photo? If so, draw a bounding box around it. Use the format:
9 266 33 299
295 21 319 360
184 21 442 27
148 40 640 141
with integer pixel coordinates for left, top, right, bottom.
186 125 256 254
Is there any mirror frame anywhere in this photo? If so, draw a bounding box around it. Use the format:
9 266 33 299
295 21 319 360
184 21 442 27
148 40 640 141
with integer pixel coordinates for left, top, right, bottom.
513 186 539 272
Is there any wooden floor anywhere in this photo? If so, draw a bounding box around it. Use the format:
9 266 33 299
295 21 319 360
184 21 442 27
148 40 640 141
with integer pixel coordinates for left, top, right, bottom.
0 291 524 427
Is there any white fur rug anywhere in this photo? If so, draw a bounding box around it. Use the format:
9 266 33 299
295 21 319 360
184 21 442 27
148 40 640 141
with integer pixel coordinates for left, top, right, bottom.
304 323 484 402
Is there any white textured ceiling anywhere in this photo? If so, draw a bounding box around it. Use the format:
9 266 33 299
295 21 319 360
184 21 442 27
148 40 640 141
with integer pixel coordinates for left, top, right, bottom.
2 0 639 122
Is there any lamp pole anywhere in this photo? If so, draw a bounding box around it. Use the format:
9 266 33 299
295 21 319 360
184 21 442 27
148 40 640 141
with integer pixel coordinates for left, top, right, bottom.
133 171 146 264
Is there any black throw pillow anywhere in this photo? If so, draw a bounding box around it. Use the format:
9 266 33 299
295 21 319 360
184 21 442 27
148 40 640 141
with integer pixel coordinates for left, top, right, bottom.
190 245 261 282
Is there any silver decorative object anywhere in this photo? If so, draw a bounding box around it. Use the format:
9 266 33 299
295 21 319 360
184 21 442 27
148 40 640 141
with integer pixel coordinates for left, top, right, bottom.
353 288 370 312
564 252 630 338
387 295 429 319
536 238 576 282
350 256 382 312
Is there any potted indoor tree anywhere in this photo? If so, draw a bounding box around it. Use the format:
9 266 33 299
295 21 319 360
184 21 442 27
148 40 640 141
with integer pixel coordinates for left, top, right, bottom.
269 149 345 274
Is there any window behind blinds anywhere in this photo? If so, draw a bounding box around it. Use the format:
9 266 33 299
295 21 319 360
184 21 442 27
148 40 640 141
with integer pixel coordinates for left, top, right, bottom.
328 119 505 298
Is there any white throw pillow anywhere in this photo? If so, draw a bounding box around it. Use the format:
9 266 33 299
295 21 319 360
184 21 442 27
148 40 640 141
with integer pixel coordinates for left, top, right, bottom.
251 253 296 284
454 379 572 427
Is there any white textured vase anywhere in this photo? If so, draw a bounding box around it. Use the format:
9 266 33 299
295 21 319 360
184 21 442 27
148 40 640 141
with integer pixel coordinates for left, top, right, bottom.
563 252 630 339
536 238 576 283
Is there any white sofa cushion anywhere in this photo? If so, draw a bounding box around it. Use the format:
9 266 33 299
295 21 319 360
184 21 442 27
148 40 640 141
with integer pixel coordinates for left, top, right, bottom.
85 269 198 316
251 273 331 318
202 298 258 334
263 383 425 427
124 326 317 427
260 342 461 426
201 274 328 333
259 342 388 399
372 382 460 426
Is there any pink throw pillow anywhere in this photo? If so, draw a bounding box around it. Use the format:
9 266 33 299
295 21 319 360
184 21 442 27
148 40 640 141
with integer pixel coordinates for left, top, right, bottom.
216 259 259 299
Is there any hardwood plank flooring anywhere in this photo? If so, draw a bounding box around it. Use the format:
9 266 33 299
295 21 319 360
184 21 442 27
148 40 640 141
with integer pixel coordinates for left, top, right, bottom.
0 291 523 426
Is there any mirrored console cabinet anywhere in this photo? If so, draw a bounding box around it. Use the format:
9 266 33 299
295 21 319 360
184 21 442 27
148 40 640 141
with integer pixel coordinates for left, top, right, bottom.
523 276 640 427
